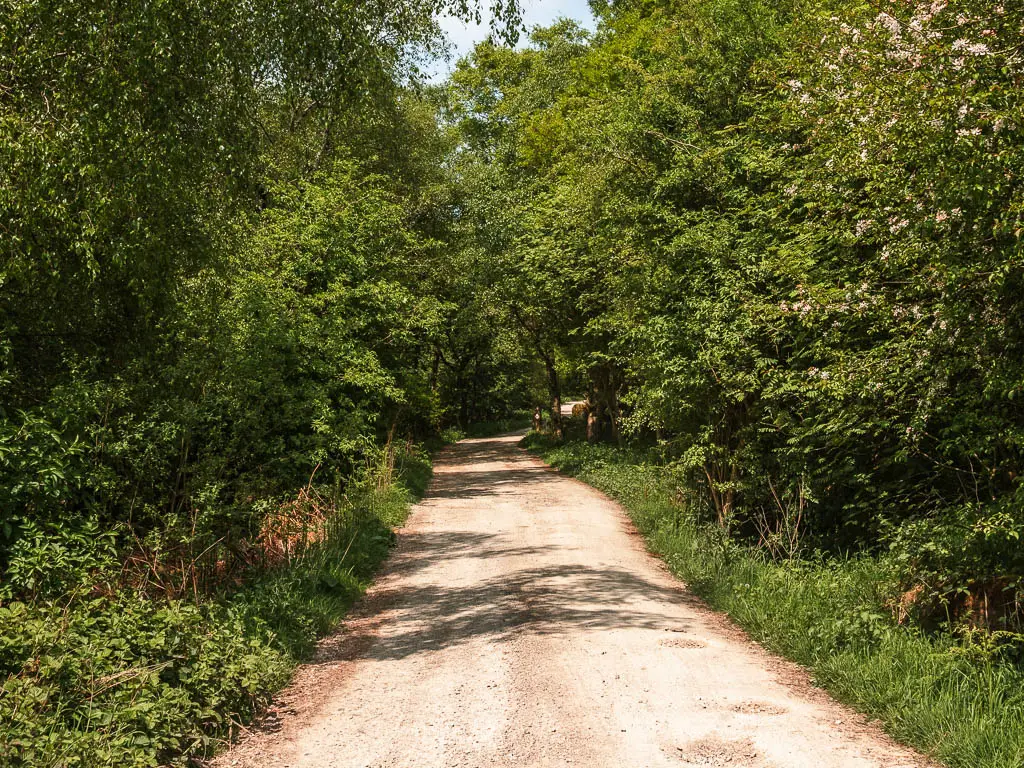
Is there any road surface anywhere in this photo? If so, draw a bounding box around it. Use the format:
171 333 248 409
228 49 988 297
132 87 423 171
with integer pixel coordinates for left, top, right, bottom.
215 430 930 768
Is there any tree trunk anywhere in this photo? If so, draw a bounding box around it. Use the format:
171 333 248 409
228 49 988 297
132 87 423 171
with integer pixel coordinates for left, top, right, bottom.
544 358 563 440
457 375 467 428
428 347 441 395
608 379 622 447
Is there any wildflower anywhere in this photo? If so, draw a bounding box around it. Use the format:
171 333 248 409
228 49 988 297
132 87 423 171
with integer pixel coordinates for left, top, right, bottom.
855 219 873 236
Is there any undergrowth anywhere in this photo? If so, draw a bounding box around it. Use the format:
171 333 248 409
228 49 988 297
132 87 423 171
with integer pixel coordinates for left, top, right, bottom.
523 434 1024 768
0 449 430 768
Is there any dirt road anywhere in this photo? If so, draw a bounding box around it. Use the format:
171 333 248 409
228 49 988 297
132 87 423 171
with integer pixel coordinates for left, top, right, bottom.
216 431 930 768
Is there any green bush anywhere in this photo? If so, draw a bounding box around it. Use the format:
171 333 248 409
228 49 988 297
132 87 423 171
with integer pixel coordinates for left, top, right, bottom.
0 451 427 767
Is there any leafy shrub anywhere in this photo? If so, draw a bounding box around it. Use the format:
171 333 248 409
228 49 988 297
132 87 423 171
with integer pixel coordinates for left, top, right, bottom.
1 518 118 601
0 458 424 767
884 506 1024 634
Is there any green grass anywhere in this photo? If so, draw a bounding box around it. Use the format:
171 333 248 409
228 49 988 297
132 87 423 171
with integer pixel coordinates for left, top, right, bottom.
523 434 1024 768
0 449 431 767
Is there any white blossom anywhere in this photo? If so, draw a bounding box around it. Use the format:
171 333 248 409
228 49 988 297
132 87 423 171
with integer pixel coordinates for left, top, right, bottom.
875 12 901 37
889 217 909 233
953 39 990 55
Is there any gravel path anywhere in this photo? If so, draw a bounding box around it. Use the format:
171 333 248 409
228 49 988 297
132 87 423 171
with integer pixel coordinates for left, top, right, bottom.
214 431 932 768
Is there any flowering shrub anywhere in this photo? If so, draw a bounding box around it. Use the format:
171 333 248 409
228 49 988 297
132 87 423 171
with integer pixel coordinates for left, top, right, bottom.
448 0 1024 633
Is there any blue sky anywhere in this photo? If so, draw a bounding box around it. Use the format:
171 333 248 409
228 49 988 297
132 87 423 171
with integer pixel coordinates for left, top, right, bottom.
426 0 596 81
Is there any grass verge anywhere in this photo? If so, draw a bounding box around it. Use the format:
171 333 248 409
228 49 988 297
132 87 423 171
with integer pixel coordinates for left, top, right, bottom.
0 448 431 767
523 434 1024 768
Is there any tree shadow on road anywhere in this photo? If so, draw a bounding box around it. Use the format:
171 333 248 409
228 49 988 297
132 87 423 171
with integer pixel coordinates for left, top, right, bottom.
424 465 556 500
311 529 697 665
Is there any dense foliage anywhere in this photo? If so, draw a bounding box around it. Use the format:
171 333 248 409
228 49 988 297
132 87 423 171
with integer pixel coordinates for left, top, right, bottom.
447 0 1024 642
0 1 533 763
5 0 1024 761
0 0 533 586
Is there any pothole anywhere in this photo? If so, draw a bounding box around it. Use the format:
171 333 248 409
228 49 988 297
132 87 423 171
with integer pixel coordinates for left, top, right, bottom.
674 736 765 766
660 637 707 649
730 700 787 716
